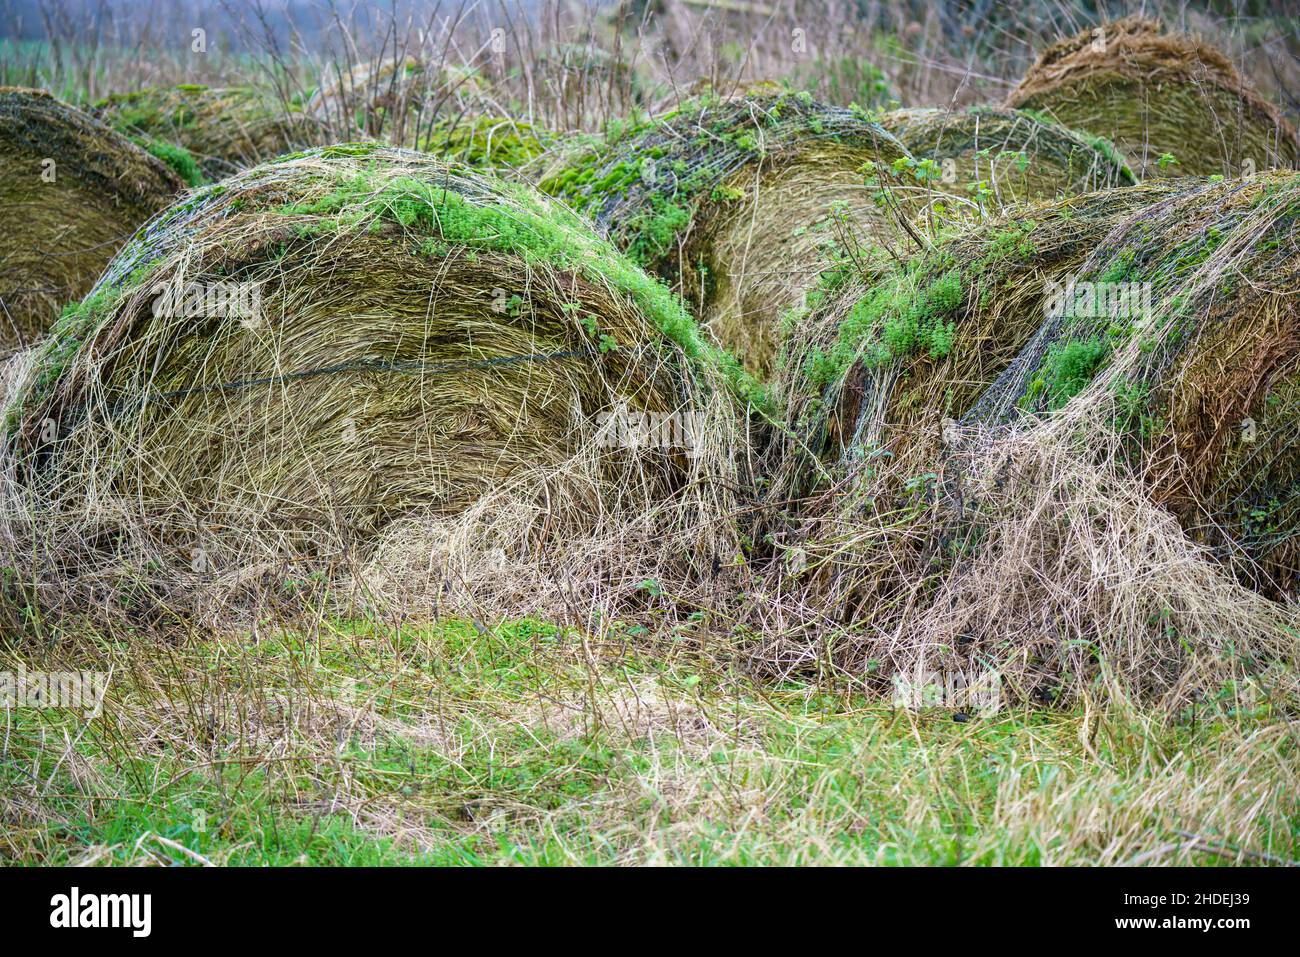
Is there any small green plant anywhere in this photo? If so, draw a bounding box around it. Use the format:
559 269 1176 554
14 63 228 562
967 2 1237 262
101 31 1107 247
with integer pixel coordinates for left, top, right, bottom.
893 155 943 184
805 264 963 388
1022 337 1110 411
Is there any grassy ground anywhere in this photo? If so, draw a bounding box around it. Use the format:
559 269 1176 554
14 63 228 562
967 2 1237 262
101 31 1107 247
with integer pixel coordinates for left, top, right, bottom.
2 616 1296 866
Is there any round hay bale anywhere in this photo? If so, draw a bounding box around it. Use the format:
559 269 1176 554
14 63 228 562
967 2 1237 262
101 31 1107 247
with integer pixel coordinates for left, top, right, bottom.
541 90 913 378
768 180 1178 497
877 106 1136 209
778 171 1300 594
965 171 1300 593
6 144 757 566
95 84 328 181
1006 16 1300 178
0 87 183 355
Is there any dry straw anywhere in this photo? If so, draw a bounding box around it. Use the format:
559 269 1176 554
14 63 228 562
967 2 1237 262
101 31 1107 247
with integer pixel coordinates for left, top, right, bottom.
525 42 646 133
1 144 756 630
758 171 1300 708
0 87 183 357
307 56 500 147
1007 16 1300 178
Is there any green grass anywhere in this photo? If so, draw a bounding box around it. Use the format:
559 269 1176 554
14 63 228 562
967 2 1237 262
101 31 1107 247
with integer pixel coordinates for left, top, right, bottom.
3 616 1296 866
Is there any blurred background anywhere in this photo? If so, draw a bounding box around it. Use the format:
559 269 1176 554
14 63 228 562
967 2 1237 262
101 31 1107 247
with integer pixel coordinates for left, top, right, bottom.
2 1 1296 132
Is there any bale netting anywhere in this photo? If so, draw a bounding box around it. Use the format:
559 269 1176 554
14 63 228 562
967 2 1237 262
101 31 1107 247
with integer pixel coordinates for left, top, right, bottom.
876 106 1135 212
94 84 329 181
1006 16 1300 178
541 90 914 378
749 173 1300 709
0 87 183 356
2 144 759 621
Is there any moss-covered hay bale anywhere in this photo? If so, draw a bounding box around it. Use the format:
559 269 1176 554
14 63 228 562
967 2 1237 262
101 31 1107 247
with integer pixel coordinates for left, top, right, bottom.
877 106 1136 210
0 87 183 355
6 144 756 569
1006 16 1300 178
777 171 1300 594
95 84 329 181
541 90 914 378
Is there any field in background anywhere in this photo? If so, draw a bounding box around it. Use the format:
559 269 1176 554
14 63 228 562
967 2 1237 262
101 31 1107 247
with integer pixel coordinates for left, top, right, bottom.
2 1 1297 134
